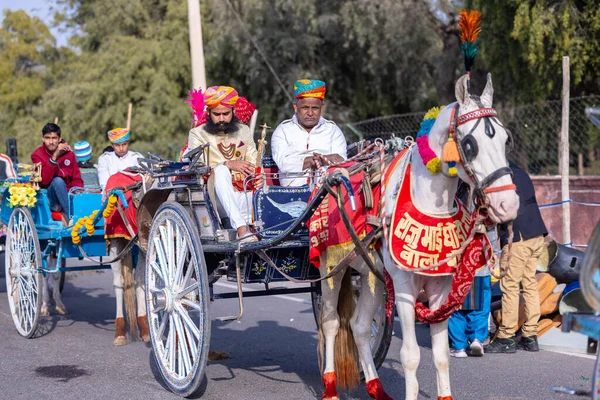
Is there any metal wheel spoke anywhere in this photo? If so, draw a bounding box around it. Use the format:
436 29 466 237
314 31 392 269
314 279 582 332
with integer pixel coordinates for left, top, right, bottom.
176 282 199 299
153 236 170 286
157 312 169 340
180 298 202 313
166 314 176 370
174 226 188 288
175 303 200 340
174 312 192 375
150 262 166 285
166 220 175 286
159 225 173 285
182 256 195 290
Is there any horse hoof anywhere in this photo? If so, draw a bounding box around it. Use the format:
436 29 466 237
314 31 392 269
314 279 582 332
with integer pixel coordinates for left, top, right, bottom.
40 306 49 317
55 305 68 315
366 378 393 400
141 334 150 342
322 371 339 400
113 336 127 346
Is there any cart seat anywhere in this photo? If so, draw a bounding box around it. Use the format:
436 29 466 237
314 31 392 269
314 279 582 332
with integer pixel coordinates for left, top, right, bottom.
261 155 280 186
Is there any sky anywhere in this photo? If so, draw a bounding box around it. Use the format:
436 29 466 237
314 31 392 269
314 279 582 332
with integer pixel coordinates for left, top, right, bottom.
0 0 70 47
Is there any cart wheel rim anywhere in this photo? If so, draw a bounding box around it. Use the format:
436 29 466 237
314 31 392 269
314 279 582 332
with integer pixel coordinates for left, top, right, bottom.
146 203 210 396
5 207 41 338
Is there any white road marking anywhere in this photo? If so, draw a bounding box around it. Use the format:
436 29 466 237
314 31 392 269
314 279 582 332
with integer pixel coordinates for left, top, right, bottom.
214 281 312 305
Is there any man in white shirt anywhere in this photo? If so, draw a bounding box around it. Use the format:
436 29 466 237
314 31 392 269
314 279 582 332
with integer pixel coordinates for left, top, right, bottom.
271 79 347 186
97 128 142 191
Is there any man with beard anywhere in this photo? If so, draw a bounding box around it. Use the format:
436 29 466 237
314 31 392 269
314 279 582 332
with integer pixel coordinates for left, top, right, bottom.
271 79 347 186
31 123 84 224
187 85 258 242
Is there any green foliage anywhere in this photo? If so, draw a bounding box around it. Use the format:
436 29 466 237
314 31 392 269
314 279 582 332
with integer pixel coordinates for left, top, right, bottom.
468 0 600 102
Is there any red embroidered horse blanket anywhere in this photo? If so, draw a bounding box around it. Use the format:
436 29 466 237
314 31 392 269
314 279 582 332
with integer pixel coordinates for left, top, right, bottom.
104 172 142 241
308 162 381 269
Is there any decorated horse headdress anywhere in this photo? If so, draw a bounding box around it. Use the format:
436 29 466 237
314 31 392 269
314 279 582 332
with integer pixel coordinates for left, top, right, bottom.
415 9 487 177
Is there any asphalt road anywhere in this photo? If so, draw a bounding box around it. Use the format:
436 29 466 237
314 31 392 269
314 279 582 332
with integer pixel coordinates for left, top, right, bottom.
0 255 596 400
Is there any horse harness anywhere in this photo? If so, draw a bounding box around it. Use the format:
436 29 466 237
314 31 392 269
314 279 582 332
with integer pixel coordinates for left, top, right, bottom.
448 98 516 202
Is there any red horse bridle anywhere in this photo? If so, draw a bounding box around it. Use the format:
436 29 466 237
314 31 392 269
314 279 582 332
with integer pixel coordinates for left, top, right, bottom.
448 101 516 201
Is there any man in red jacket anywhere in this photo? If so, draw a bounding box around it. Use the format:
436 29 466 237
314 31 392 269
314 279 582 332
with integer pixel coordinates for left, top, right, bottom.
31 123 83 222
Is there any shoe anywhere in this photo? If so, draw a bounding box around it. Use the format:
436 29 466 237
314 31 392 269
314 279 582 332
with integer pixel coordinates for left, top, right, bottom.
470 339 484 356
449 348 468 358
484 337 516 354
517 335 539 352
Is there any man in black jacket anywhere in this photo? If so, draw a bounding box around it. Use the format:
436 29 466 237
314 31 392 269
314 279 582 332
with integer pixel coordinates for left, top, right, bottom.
486 161 548 353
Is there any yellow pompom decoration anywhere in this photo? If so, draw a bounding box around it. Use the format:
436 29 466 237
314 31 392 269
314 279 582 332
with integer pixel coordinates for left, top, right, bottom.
425 158 442 174
442 137 461 163
448 166 458 176
103 195 118 218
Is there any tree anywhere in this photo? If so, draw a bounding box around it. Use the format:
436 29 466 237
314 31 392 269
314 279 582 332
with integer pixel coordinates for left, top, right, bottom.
0 10 68 158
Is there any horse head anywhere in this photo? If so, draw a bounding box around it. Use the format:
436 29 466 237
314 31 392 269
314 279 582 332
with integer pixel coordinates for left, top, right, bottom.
428 73 519 224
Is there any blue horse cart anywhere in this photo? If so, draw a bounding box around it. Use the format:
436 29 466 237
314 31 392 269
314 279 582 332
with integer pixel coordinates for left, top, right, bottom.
1 172 128 338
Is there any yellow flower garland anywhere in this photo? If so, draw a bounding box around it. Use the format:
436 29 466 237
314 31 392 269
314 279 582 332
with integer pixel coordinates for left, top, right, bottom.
4 183 38 208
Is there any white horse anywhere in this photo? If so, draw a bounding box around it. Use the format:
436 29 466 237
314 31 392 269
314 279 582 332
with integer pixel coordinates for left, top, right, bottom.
109 238 149 346
318 74 520 400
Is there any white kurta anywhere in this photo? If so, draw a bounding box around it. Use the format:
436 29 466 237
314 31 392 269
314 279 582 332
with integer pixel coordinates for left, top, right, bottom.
271 115 347 186
97 150 143 190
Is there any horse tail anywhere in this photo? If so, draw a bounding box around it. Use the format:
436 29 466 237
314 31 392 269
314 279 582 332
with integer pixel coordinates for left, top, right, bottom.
122 253 138 339
334 269 360 390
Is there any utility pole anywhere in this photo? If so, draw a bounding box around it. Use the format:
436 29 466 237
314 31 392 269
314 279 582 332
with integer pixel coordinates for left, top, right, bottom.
187 0 207 90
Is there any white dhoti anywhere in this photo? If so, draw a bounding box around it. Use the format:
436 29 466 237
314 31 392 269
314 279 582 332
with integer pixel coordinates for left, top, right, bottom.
213 164 253 229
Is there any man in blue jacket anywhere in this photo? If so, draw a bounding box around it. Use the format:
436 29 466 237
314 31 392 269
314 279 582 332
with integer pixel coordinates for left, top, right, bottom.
486 161 547 353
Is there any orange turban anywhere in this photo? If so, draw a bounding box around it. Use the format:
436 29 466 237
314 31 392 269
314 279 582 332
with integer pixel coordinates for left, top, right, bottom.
204 86 239 109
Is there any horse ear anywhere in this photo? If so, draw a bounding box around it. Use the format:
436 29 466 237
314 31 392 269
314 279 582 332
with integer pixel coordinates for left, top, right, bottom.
481 73 494 107
455 74 470 108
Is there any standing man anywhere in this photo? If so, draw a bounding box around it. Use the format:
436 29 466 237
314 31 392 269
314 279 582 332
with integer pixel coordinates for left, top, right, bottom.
31 123 83 224
271 79 347 186
97 128 142 191
186 85 258 242
485 161 547 353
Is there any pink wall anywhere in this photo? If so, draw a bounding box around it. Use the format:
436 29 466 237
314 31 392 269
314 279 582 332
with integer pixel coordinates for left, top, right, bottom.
532 176 600 248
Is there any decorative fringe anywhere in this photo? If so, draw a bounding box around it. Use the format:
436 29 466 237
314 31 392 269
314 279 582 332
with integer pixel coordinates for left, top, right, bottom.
334 270 360 390
185 88 205 124
442 137 461 163
458 10 483 73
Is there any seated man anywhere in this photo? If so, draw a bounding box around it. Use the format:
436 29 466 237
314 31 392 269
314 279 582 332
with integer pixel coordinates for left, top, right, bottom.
186 85 258 242
271 79 347 186
97 128 142 191
31 123 83 223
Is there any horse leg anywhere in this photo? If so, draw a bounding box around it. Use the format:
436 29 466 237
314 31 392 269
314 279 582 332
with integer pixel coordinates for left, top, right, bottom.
41 272 50 317
392 269 421 400
351 264 392 400
424 276 454 400
109 240 126 346
319 250 346 400
135 248 149 342
47 257 67 315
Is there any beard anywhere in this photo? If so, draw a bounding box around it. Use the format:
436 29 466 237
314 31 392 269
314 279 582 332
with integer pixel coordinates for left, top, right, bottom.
204 115 240 134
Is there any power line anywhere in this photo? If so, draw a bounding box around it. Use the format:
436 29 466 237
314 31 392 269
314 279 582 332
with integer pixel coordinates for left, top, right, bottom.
222 0 294 105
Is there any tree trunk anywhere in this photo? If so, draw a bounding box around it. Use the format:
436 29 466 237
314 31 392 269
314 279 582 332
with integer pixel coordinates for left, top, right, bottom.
435 24 461 104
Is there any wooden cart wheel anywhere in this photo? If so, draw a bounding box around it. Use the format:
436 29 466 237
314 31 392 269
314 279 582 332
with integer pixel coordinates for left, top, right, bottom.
5 207 42 338
146 202 210 397
311 278 394 374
